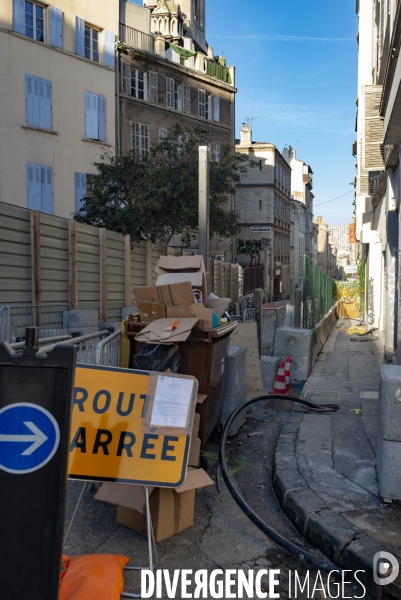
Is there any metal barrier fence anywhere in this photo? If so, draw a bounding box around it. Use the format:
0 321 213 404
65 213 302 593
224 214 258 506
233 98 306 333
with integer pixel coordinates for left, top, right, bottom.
37 329 121 368
95 329 121 367
0 304 69 343
302 256 335 329
10 334 72 350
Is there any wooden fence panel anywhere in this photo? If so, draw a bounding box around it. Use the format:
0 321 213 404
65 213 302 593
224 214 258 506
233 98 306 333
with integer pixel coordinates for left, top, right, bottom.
0 203 32 305
106 230 125 321
39 214 69 304
76 222 100 311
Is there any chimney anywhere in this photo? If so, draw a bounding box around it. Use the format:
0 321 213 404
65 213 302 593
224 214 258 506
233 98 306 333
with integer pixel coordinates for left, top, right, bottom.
239 123 252 146
316 216 323 225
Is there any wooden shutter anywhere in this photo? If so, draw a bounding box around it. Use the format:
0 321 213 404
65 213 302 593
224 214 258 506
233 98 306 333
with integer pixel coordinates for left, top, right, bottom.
132 122 140 152
33 76 40 127
27 164 41 210
13 0 25 35
159 128 168 140
25 75 34 126
41 167 53 214
75 16 85 57
148 71 158 102
183 84 190 114
363 85 384 171
38 78 46 130
50 6 63 48
141 124 149 155
85 93 94 139
214 142 220 162
44 81 52 130
98 96 106 142
121 61 130 94
166 78 174 108
213 95 220 122
75 173 87 211
104 30 115 68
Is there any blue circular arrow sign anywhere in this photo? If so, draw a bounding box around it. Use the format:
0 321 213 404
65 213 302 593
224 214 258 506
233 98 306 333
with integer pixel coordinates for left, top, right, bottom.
0 403 60 474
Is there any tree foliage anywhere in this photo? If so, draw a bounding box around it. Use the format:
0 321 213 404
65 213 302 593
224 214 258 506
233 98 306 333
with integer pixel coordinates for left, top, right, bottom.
75 124 249 244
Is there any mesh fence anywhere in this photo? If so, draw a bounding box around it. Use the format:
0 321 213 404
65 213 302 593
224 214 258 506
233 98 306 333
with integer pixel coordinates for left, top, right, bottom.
236 256 336 393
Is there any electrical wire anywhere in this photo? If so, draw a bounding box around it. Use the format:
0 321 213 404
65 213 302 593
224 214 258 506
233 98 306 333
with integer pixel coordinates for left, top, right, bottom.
219 393 344 574
314 191 354 207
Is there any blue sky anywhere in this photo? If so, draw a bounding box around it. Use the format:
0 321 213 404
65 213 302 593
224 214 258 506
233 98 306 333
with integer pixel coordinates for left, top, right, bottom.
206 0 358 226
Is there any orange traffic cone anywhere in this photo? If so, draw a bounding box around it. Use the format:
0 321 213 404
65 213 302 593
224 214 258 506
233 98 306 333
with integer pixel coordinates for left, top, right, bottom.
269 361 287 394
284 356 293 394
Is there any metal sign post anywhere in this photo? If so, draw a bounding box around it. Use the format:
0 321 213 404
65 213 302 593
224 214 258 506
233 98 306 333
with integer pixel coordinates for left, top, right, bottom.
0 327 76 600
198 145 210 269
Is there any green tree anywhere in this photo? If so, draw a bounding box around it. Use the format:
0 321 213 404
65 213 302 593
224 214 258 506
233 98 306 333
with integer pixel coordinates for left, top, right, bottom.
75 124 249 244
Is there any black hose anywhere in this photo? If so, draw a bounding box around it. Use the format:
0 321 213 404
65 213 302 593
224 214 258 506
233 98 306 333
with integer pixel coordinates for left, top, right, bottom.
219 393 343 574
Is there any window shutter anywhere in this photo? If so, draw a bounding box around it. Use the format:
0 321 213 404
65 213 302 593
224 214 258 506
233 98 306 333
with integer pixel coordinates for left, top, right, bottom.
104 30 115 68
26 75 34 126
75 172 87 212
75 16 85 57
50 7 63 48
121 61 130 94
198 89 205 118
141 124 149 155
13 0 25 35
27 164 41 210
149 71 158 102
97 96 106 142
214 142 221 162
84 92 93 138
132 122 140 152
213 95 220 122
183 84 191 114
44 81 52 130
159 128 168 140
166 78 174 108
33 77 40 128
38 78 46 130
41 167 53 214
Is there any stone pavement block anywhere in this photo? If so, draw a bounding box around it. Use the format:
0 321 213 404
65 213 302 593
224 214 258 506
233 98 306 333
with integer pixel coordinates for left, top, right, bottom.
379 365 401 442
340 507 401 561
273 469 308 505
305 510 361 563
377 436 401 500
284 488 326 535
274 453 299 473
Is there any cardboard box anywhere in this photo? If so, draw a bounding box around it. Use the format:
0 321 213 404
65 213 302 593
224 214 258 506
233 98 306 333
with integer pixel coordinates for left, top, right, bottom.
136 301 166 322
206 297 231 318
133 286 161 304
158 284 173 306
166 305 213 330
169 282 195 307
155 256 207 304
96 468 214 542
134 317 199 344
188 412 201 468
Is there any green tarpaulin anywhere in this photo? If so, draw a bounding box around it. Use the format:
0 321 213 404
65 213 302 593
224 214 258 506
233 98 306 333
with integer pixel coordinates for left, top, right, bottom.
169 43 197 58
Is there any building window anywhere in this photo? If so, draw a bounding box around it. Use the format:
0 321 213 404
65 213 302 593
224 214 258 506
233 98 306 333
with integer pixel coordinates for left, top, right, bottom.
148 71 158 102
132 122 149 157
121 62 146 99
213 95 220 122
85 25 100 62
84 93 106 141
159 128 168 140
208 141 220 162
198 89 210 119
27 164 53 214
25 1 45 42
166 77 180 110
183 84 191 114
25 75 52 130
75 173 94 212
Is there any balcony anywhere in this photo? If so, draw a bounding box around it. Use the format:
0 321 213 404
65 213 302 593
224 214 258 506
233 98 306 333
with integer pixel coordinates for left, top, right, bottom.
119 24 154 54
206 59 232 84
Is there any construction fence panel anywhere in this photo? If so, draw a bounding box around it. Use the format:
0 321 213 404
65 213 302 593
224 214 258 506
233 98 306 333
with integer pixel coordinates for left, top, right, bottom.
40 213 69 305
130 242 147 295
106 230 125 322
302 255 335 329
76 222 101 311
0 203 32 305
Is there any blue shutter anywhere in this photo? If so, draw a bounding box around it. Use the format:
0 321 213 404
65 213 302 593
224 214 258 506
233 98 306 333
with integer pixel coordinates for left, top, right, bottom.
26 75 34 126
32 77 40 128
104 30 115 68
13 0 25 35
50 7 63 48
38 78 46 130
98 96 106 142
27 165 41 210
75 16 85 57
75 173 87 212
44 81 52 130
41 167 53 214
84 93 92 138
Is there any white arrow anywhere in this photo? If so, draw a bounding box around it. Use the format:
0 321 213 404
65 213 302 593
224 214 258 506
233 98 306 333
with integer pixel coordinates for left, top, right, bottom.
0 422 48 456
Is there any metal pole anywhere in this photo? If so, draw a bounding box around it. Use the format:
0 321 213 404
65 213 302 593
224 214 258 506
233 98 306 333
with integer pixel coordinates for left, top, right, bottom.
271 233 274 302
198 146 210 269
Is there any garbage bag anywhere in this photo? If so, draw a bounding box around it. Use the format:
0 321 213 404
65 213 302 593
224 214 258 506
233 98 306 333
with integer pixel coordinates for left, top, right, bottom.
133 343 182 373
60 554 129 599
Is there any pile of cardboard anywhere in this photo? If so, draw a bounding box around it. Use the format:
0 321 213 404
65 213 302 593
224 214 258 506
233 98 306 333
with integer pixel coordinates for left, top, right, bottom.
133 256 231 331
95 395 212 542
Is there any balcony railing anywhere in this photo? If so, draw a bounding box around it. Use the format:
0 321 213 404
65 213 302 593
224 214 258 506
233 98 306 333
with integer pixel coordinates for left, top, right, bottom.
119 24 154 53
205 59 232 84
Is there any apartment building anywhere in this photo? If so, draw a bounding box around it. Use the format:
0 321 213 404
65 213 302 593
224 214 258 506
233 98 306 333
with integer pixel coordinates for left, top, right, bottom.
0 0 118 218
314 216 338 279
235 124 292 299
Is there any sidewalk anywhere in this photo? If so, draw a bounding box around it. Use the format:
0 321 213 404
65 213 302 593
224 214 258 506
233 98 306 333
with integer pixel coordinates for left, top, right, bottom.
273 318 401 599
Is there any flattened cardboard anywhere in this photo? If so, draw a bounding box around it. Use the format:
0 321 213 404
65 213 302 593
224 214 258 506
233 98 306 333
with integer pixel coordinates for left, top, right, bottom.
157 272 203 290
166 305 213 329
137 301 166 322
196 394 207 405
155 255 205 275
95 482 154 512
206 298 231 318
134 317 199 344
169 281 196 306
176 467 213 493
133 286 160 304
158 284 173 306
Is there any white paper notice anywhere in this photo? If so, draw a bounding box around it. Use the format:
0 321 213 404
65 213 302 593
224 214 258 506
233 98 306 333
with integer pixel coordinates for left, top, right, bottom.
150 376 194 429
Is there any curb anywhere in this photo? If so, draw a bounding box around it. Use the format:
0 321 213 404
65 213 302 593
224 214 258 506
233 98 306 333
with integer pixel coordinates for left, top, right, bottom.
273 411 401 599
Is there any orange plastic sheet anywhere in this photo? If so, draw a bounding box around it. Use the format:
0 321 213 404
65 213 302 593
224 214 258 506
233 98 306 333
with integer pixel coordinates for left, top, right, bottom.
59 554 129 599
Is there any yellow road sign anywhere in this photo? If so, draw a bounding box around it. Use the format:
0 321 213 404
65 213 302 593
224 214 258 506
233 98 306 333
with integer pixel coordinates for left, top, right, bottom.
68 365 196 487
